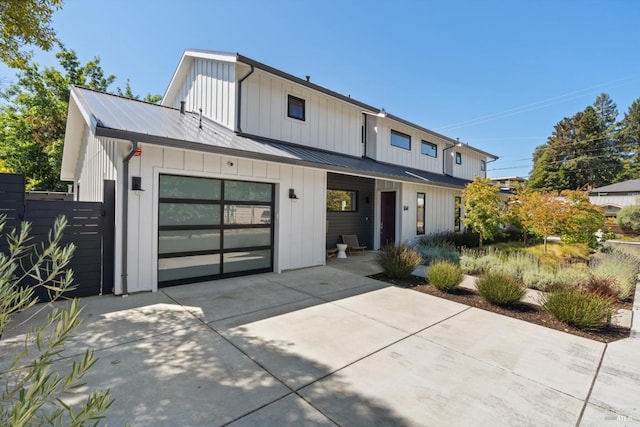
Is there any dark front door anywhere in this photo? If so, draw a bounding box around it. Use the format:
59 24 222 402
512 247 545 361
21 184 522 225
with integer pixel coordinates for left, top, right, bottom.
380 191 396 247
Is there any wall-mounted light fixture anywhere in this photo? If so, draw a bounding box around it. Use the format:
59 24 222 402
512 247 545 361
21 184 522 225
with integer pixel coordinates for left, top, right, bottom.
131 176 144 191
289 188 298 199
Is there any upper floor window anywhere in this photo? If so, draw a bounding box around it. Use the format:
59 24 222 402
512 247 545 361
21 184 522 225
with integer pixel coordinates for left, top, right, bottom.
391 130 411 150
287 95 306 121
455 152 462 165
421 140 437 157
481 160 486 171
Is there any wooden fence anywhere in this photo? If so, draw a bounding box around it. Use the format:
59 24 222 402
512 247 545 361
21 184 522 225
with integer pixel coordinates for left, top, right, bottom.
0 174 114 300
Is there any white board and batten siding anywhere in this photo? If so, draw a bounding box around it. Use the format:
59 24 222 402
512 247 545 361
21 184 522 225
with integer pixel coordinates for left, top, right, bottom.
241 69 364 158
373 122 444 174
76 130 118 201
122 143 326 294
401 183 461 240
165 58 236 130
451 148 488 181
375 179 462 247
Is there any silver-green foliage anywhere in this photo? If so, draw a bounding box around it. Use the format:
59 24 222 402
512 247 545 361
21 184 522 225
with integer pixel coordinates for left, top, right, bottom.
427 260 463 292
591 246 639 300
0 215 112 426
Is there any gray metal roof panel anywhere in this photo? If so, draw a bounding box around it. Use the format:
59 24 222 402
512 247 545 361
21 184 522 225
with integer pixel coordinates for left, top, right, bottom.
72 86 469 188
589 179 640 194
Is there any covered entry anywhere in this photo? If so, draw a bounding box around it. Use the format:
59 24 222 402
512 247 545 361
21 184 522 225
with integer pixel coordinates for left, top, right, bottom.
326 173 374 250
157 174 274 287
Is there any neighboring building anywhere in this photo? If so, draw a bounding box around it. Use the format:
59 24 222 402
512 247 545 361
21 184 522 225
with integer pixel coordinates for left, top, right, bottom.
589 179 640 217
490 176 526 195
61 49 498 294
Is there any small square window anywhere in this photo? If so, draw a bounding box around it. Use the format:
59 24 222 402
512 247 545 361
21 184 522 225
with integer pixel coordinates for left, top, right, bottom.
481 160 486 171
287 95 305 121
455 152 462 165
421 141 437 158
391 130 411 150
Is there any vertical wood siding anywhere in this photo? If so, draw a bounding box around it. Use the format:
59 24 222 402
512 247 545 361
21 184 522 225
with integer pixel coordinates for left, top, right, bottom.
172 58 236 129
121 145 326 293
241 70 364 157
77 131 117 202
400 183 462 242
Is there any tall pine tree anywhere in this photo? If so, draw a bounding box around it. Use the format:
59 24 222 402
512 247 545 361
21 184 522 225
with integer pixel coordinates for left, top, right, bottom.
528 93 620 191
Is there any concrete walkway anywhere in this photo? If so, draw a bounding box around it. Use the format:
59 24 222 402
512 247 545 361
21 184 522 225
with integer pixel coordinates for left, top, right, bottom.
1 255 639 426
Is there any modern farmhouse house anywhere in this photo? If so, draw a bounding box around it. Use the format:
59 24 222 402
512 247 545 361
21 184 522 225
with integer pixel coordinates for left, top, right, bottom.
61 49 498 294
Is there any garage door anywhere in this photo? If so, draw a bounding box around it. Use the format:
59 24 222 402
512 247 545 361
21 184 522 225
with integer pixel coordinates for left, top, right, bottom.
158 174 274 287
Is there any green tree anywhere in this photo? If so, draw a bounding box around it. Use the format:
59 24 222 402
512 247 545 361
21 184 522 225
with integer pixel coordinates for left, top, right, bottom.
116 78 162 104
0 215 112 425
616 201 640 232
0 47 161 191
616 98 640 180
529 94 621 192
461 177 503 248
0 0 63 69
558 190 605 247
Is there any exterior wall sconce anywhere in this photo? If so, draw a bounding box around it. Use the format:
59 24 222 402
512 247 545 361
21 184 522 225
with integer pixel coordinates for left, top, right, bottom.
131 176 144 191
289 188 298 199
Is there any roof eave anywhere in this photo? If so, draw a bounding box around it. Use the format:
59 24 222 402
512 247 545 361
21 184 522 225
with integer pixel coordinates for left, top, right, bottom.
94 126 467 189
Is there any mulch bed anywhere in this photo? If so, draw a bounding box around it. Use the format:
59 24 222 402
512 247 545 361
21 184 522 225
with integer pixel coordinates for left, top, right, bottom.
368 273 631 343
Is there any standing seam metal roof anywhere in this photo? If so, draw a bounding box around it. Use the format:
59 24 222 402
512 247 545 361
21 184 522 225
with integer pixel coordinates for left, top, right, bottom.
71 86 470 188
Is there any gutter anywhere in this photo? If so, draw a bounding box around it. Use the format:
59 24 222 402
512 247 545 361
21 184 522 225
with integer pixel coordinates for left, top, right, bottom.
121 140 138 295
235 64 254 133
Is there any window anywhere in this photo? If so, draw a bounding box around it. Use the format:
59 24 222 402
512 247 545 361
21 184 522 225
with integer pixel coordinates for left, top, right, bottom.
391 130 411 150
480 160 486 171
327 189 358 212
455 152 462 165
454 196 462 232
417 193 425 235
287 95 305 121
421 141 437 157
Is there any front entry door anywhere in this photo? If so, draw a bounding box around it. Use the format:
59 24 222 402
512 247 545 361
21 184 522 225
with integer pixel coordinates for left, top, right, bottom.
380 191 396 247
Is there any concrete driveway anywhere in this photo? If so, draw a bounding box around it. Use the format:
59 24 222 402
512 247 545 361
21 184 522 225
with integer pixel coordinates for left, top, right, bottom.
2 260 639 426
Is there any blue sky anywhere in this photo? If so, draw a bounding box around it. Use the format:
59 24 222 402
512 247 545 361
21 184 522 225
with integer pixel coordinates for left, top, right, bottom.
2 0 639 178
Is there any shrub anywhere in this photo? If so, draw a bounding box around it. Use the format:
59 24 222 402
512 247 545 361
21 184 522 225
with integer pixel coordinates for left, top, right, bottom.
582 275 618 299
591 250 639 300
414 231 480 249
414 236 460 266
0 215 112 425
542 288 614 330
617 204 640 232
374 244 423 279
427 260 463 292
476 271 525 306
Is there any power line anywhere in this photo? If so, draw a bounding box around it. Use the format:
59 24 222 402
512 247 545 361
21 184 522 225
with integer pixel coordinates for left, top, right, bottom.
435 75 639 132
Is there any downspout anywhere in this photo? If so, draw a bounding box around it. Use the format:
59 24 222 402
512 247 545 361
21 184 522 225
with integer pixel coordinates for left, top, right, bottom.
121 140 138 295
235 64 255 133
362 113 367 158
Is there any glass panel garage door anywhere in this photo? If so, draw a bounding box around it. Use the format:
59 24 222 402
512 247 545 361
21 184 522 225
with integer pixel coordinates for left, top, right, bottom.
158 174 274 287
